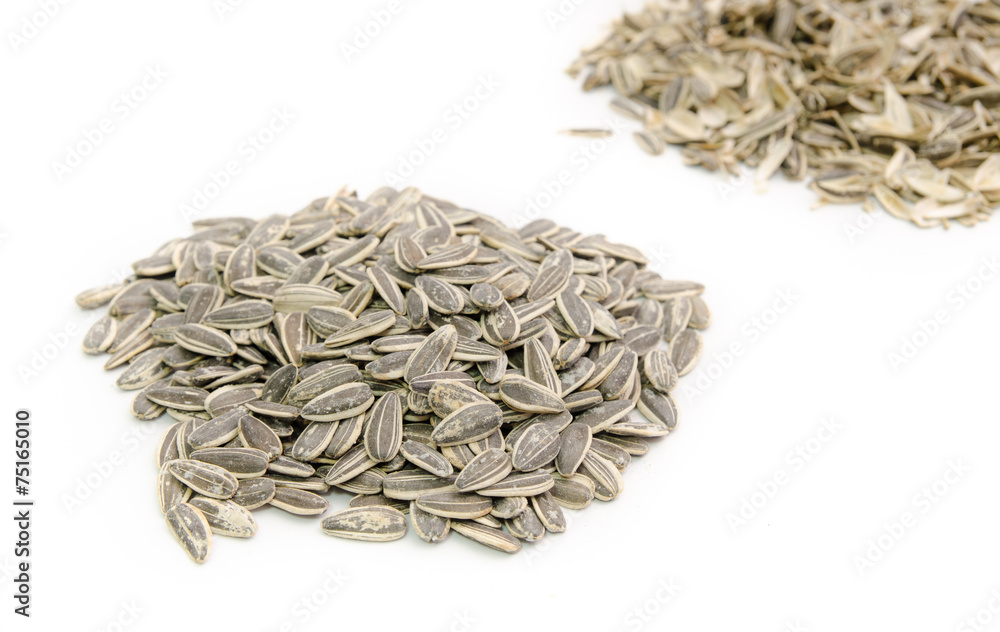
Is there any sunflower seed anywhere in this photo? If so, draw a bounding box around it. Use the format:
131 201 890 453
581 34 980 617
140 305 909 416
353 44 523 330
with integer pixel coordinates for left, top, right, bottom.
415 492 493 519
320 506 408 542
301 382 374 422
231 478 276 510
410 502 451 543
83 315 117 354
363 392 403 462
165 503 212 564
382 471 458 500
158 462 192 513
478 470 554 497
670 329 703 376
499 375 564 414
455 448 513 492
556 423 592 477
511 424 561 472
188 497 257 538
451 521 521 554
430 402 504 446
268 487 329 516
399 440 454 478
167 460 238 499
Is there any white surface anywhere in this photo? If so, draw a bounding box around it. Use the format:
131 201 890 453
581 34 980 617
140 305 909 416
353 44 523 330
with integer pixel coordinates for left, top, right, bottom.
2 1 1000 631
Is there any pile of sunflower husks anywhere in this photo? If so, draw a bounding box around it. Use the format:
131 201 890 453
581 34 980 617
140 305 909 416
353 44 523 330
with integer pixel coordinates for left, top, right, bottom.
567 0 1000 228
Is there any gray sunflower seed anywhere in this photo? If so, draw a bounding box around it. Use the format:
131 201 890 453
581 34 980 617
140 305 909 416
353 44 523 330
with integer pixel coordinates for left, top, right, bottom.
301 382 374 422
176 324 237 357
550 474 594 510
83 315 117 354
167 460 239 499
415 276 464 314
662 297 693 341
323 443 377 485
238 414 283 460
415 492 493 519
146 386 209 412
267 455 316 478
478 470 554 497
523 338 561 398
403 324 458 383
187 409 243 449
511 424 561 471
589 437 632 470
636 387 679 430
556 423 592 477
431 402 504 447
399 440 454 478
324 309 396 347
556 288 595 337
382 471 458 500
410 502 451 543
670 329 703 376
490 496 528 519
573 399 635 433
455 448 513 492
451 520 521 554
531 491 567 533
75 283 123 309
231 477 276 510
643 349 678 393
291 421 339 461
190 447 269 479
269 487 329 516
164 503 212 564
188 497 258 538
506 504 546 541
321 506 407 542
202 300 274 329
158 462 192 513
498 375 564 414
363 392 403 462
581 451 624 501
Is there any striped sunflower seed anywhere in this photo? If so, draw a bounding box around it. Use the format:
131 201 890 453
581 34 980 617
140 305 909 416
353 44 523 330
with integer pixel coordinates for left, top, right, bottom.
320 506 408 542
164 503 212 564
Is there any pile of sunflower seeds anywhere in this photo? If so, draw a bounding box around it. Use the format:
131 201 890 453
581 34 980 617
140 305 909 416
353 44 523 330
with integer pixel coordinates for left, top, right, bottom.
76 186 709 562
566 0 1000 228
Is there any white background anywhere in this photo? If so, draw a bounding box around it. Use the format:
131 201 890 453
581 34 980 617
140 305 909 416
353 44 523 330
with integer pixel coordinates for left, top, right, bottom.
2 1 1000 631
